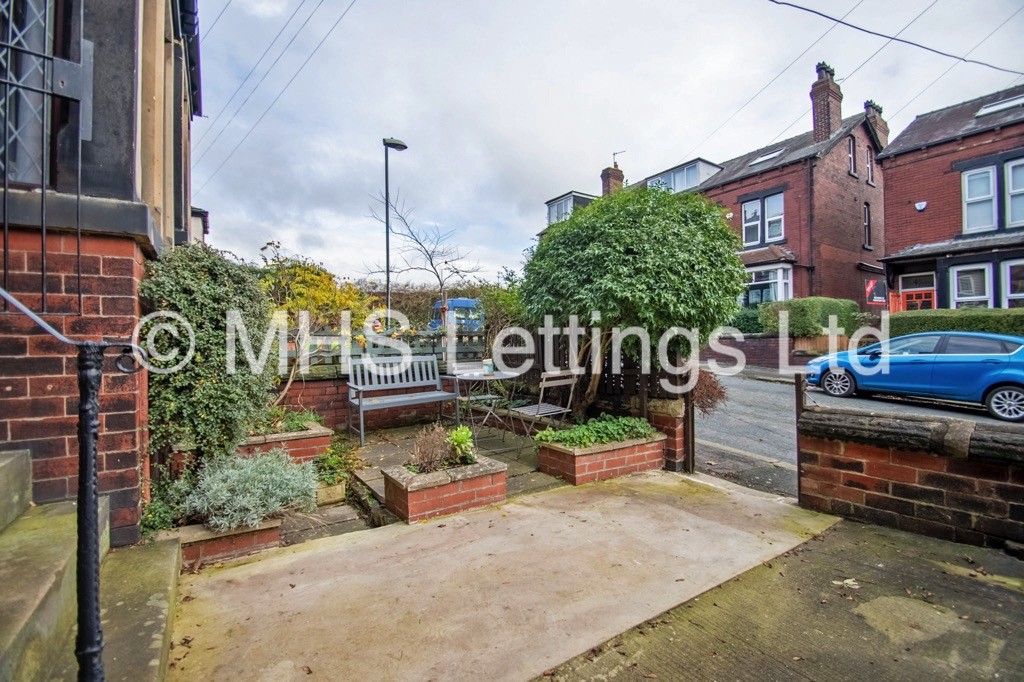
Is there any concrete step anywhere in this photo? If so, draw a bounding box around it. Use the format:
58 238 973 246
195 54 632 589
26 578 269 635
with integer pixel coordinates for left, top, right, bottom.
0 497 110 682
281 504 370 545
0 450 31 533
51 539 181 682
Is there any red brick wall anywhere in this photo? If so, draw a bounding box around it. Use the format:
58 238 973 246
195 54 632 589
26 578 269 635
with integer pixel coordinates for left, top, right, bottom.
1 228 148 546
882 124 1024 255
700 336 809 370
384 471 506 522
179 524 281 566
799 434 1024 547
538 437 665 486
236 431 332 463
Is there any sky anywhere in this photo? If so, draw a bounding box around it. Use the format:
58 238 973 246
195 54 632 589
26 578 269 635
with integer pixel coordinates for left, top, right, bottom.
192 0 1024 284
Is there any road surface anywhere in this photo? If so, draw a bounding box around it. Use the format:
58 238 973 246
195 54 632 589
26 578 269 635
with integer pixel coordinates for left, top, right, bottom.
696 372 1008 498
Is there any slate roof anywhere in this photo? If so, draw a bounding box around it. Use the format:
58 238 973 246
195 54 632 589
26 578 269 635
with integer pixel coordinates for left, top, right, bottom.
880 230 1024 263
739 244 797 266
697 114 869 192
877 84 1024 160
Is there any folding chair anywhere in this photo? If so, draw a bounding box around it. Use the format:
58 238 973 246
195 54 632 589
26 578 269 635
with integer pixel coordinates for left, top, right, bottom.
508 369 577 437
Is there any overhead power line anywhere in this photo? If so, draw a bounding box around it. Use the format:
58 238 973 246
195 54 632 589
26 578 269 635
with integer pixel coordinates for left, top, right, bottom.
677 0 866 163
200 0 234 46
192 0 328 166
194 0 360 198
193 0 310 150
767 0 1024 77
769 0 938 144
892 4 1024 119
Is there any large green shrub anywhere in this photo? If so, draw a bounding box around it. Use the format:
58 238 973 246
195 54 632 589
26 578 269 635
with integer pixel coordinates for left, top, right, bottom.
759 297 866 338
182 451 316 532
534 414 656 449
728 307 764 334
140 243 277 457
889 308 1024 337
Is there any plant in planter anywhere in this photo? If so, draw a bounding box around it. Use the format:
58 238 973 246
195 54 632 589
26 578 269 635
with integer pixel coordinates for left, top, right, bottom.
313 438 365 505
534 414 666 486
406 424 476 474
250 406 325 436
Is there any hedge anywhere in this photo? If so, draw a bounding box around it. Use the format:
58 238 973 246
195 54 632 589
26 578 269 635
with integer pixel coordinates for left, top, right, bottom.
889 308 1024 337
728 306 764 334
759 297 866 338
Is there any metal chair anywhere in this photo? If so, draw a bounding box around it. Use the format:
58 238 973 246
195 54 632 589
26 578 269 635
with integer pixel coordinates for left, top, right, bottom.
508 369 577 436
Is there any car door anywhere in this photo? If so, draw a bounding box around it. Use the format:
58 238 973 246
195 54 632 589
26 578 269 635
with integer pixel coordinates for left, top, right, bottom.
856 335 942 395
930 334 1012 401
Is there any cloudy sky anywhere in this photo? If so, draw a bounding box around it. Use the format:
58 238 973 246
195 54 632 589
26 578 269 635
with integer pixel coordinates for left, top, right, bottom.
192 0 1024 283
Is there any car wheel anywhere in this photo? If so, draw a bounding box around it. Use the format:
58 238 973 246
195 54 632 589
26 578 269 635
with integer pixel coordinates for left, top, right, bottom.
821 370 856 398
985 385 1024 422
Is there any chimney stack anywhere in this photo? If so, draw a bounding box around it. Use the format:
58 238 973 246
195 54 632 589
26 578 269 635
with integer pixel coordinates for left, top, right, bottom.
810 62 843 143
864 99 889 148
601 162 624 196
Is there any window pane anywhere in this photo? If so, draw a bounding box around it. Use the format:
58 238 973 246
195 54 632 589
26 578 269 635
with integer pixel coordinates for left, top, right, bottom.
965 199 994 229
684 164 698 189
1009 263 1024 296
956 300 991 309
742 201 760 243
956 269 987 297
764 194 783 219
1009 162 1024 191
901 273 934 290
943 336 1007 354
766 217 783 240
888 336 940 354
1010 194 1024 225
742 201 760 223
966 170 992 198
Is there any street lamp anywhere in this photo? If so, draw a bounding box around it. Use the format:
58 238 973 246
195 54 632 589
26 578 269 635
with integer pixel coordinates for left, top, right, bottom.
383 137 407 329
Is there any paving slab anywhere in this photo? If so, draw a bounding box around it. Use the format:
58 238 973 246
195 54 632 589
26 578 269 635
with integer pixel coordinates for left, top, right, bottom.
168 471 836 681
545 520 1024 681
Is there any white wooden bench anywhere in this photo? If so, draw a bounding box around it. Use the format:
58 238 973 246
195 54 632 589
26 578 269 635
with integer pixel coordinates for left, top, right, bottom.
347 356 459 445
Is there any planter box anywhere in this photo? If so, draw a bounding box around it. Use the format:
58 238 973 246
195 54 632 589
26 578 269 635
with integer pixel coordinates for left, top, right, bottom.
382 455 508 523
538 433 667 485
236 421 334 463
316 480 347 506
157 518 282 566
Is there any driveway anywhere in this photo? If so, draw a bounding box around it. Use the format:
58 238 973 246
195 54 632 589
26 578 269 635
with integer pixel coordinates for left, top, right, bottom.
696 371 1008 498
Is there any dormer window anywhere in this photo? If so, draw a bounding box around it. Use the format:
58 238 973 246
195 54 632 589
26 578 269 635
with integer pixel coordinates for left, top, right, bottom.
649 162 700 193
547 196 573 225
976 94 1024 118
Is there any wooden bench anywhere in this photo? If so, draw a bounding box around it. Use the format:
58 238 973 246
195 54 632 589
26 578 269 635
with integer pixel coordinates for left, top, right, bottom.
347 356 459 445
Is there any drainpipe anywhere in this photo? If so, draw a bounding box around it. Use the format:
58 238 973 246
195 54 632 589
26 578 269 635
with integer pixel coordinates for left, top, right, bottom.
807 158 816 297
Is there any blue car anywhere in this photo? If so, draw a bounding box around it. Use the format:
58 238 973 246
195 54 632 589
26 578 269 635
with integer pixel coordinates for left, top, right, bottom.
805 332 1024 422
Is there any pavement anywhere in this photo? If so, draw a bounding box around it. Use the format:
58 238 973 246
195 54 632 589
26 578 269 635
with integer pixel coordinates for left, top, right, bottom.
167 471 836 681
545 519 1024 681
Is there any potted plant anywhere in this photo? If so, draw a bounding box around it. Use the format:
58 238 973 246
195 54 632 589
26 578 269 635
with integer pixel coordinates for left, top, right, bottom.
534 414 666 485
381 424 508 522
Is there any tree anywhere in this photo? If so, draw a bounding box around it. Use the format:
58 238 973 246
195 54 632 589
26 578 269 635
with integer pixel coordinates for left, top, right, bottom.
478 267 526 349
521 186 746 410
258 242 373 403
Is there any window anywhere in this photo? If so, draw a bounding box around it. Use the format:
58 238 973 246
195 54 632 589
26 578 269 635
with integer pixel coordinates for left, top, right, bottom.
962 167 996 232
900 272 935 291
866 147 874 184
951 264 993 308
886 335 941 355
863 203 872 248
976 94 1024 118
899 272 935 311
1008 159 1024 227
742 266 791 307
547 196 572 225
741 192 784 246
848 137 856 174
648 163 699 193
942 335 1011 355
1004 259 1024 308
749 149 783 166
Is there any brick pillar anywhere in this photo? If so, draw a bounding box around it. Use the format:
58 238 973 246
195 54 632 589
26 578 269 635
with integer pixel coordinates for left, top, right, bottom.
649 398 688 471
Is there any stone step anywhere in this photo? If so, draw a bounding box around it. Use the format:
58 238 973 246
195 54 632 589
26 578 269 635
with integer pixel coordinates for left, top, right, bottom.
50 539 181 682
0 497 110 681
281 504 370 545
0 450 31 534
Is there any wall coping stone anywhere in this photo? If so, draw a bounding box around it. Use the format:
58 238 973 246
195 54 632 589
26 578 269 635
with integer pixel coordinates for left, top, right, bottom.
537 433 667 457
173 422 333 453
155 517 282 545
382 454 508 492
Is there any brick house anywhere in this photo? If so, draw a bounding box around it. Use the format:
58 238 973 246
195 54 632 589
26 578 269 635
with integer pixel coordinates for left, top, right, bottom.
878 84 1024 311
0 0 204 545
545 63 889 311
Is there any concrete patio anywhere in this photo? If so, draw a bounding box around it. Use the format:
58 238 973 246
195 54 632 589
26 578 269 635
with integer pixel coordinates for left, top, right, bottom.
168 470 836 680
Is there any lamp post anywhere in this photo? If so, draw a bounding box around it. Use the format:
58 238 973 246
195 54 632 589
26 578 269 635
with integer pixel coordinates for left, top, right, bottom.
383 137 407 329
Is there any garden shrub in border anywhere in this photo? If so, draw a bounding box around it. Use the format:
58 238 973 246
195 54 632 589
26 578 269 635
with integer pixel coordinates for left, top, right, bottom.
534 414 656 449
759 297 866 338
889 308 1024 337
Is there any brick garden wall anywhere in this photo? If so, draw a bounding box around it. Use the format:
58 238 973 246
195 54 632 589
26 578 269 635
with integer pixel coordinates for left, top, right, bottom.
700 335 809 370
537 435 666 486
0 228 149 546
798 407 1024 548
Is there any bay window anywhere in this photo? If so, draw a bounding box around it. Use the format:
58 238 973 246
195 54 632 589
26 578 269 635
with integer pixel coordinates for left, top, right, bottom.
742 265 792 307
951 264 993 308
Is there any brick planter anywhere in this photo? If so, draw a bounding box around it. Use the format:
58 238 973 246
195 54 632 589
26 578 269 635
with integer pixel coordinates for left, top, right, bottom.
157 518 282 566
538 433 667 485
382 456 507 522
235 422 334 462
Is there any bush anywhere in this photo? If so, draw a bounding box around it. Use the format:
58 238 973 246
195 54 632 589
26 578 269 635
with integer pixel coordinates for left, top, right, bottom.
407 423 476 474
759 297 866 338
250 407 324 436
534 414 655 449
889 308 1024 337
728 307 764 334
140 465 197 540
182 451 316 532
140 243 277 458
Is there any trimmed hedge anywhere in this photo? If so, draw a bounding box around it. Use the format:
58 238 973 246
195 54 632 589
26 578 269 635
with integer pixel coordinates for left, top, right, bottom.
759 297 866 338
889 308 1024 337
728 307 764 334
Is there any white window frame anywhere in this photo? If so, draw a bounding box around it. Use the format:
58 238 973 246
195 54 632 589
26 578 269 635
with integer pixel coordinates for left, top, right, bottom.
742 199 761 246
899 272 935 292
962 167 996 233
1003 258 1024 308
950 263 994 309
764 193 784 242
649 173 673 191
1007 158 1024 228
863 203 871 247
848 137 856 174
547 196 573 225
742 264 793 306
865 147 874 184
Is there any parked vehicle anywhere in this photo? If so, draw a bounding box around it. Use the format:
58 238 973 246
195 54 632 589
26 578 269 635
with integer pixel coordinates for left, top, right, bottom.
805 332 1024 421
427 298 484 332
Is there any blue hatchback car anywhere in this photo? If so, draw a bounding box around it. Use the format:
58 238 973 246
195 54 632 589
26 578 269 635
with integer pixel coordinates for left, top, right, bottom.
805 331 1024 422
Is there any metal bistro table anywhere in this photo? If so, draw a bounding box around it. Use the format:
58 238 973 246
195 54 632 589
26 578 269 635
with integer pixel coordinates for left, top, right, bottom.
454 370 522 439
